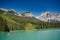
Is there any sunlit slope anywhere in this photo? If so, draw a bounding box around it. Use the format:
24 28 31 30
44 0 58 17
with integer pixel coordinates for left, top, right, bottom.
0 12 20 24
0 12 21 31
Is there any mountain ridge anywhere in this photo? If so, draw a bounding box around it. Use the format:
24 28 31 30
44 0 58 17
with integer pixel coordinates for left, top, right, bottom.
0 8 60 23
0 8 60 31
39 11 60 22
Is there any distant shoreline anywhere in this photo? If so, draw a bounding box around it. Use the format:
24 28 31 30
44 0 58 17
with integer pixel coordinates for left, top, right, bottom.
0 28 60 32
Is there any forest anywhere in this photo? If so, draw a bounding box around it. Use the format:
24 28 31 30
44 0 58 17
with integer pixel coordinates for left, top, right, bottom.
0 11 60 32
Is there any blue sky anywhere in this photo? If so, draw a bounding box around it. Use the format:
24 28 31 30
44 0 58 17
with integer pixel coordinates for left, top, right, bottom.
0 0 60 16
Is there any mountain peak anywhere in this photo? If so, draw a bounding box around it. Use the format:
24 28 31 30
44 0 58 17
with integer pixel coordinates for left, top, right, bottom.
8 9 22 16
9 9 16 12
0 8 8 12
39 11 60 22
42 11 50 14
23 12 33 17
8 9 17 15
40 11 50 17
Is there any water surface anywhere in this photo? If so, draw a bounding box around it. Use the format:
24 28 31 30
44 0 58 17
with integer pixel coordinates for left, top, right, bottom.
0 29 60 40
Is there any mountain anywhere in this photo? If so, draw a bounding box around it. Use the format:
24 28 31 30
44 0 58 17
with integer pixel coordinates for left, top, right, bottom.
0 8 8 12
8 9 22 16
0 8 60 31
39 11 60 23
0 8 40 31
0 9 21 31
22 12 33 17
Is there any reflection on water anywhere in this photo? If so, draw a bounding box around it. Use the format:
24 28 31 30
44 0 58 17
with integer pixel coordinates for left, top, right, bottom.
6 32 10 36
0 32 10 40
0 29 60 40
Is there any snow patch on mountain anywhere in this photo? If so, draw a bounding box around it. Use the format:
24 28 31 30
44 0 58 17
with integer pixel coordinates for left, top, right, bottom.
0 8 8 11
39 11 60 22
8 9 22 16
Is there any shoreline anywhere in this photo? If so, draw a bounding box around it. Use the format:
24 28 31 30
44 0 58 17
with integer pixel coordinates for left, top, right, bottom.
0 28 60 32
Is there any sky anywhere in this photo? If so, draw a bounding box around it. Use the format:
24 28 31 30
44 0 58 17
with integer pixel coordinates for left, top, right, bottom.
0 0 60 16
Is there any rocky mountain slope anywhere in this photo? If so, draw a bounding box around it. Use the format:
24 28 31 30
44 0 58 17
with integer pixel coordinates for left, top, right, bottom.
39 11 60 23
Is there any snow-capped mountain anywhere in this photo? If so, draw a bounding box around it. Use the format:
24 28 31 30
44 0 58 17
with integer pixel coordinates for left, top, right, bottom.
8 9 22 16
0 8 60 23
23 12 33 17
0 8 8 12
39 11 60 22
8 9 18 15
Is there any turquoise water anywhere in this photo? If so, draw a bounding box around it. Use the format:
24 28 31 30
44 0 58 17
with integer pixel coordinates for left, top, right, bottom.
0 29 60 40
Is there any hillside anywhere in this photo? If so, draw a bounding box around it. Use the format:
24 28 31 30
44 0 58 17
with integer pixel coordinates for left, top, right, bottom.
0 8 60 32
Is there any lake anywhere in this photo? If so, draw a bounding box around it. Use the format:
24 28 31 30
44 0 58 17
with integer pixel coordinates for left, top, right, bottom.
0 29 60 40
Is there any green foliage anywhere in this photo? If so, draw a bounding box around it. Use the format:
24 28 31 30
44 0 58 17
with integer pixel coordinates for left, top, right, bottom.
0 11 60 32
25 23 35 30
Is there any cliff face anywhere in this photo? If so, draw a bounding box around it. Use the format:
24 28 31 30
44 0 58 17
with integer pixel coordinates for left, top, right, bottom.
39 11 60 23
23 12 33 17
